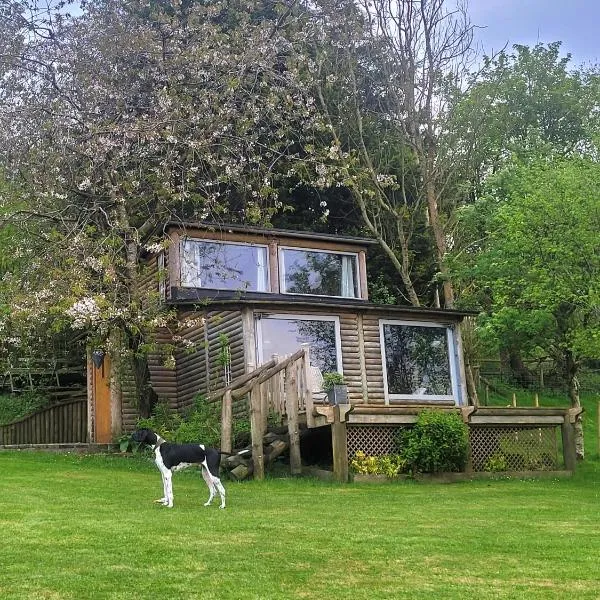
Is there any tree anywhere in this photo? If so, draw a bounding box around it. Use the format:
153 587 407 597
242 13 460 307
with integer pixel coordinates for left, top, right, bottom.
0 0 339 414
313 0 475 307
455 43 595 195
460 158 600 458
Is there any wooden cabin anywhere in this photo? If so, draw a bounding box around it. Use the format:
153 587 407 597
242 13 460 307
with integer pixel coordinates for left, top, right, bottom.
86 223 579 480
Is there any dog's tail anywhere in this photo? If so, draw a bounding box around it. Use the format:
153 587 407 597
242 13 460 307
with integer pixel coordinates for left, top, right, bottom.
219 449 251 457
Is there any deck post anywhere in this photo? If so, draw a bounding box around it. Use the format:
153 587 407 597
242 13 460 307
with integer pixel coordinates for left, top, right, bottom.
220 389 233 454
285 362 302 475
250 383 265 480
561 420 577 472
331 405 349 483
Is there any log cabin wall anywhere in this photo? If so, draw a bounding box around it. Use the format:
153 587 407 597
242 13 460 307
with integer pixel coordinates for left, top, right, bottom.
176 309 246 413
361 314 386 404
338 312 367 404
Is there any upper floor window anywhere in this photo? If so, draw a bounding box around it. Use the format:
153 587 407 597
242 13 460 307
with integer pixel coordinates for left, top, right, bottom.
279 248 359 298
180 239 268 292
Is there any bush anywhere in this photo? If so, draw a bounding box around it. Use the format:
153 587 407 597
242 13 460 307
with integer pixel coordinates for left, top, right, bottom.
134 395 223 448
351 451 407 478
174 395 221 446
396 410 469 474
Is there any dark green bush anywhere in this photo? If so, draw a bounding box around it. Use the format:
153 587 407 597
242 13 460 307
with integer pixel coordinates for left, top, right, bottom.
396 410 469 474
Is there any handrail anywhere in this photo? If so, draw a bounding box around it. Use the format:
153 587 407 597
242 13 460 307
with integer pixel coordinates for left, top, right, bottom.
218 344 312 481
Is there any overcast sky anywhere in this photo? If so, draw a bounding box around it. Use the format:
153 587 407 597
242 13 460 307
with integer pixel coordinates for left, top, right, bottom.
469 0 600 68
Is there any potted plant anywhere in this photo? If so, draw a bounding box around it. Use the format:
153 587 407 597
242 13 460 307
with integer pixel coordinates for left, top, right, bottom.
322 372 348 405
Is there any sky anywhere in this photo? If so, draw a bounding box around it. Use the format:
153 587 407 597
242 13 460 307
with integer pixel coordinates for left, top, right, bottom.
468 0 600 68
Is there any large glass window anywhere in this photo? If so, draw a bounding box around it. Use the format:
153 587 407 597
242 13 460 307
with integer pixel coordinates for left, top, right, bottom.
279 248 359 298
380 321 457 402
180 239 268 292
256 315 341 377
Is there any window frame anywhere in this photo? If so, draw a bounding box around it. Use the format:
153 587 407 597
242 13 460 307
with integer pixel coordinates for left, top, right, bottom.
179 238 270 292
278 246 361 299
379 319 460 404
255 313 343 376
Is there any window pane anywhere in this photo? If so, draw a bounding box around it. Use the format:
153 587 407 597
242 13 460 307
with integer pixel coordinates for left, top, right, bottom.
181 240 267 291
260 318 338 374
383 324 452 396
281 249 358 298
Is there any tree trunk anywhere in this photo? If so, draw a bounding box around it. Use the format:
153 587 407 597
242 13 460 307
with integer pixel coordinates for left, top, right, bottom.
565 350 584 460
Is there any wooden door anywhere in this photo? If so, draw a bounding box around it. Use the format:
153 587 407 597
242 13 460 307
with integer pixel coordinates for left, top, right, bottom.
93 355 112 443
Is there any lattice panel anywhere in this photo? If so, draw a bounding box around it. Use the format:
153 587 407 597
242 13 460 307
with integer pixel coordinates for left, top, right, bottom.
469 425 560 472
347 425 406 458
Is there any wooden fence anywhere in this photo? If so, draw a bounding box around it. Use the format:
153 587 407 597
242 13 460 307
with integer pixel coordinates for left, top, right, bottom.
0 399 88 445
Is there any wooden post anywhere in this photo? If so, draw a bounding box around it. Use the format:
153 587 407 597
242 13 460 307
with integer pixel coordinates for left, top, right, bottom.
485 385 489 406
285 362 302 475
512 393 517 407
221 389 233 454
301 343 314 428
331 405 349 483
534 393 539 408
561 420 577 472
260 381 269 434
250 383 265 480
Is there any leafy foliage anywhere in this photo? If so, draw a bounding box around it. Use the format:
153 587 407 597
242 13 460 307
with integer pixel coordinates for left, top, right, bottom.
396 410 469 474
322 371 345 392
350 451 407 478
0 392 49 426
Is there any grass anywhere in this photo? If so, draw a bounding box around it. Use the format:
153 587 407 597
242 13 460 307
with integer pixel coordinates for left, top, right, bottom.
2 388 600 599
2 450 600 599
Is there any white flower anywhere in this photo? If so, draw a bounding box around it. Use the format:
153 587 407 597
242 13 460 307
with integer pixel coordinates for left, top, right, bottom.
66 297 102 329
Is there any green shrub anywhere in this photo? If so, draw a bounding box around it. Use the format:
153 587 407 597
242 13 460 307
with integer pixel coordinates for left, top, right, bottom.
351 451 407 478
136 400 182 439
396 410 469 474
174 395 221 446
322 372 344 392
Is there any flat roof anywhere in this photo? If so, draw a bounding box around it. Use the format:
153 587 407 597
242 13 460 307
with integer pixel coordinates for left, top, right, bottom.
169 287 477 320
165 221 379 246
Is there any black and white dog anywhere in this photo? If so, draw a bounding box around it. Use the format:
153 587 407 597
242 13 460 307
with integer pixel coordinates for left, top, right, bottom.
131 428 245 509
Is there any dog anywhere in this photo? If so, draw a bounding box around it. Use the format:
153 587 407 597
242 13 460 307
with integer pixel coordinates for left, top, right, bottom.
131 428 247 509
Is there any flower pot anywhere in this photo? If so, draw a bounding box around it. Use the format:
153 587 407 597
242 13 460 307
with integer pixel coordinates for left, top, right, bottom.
327 384 348 405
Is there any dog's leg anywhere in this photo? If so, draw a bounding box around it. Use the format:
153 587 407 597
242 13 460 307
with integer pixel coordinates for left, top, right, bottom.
155 469 168 505
201 459 226 509
201 467 217 507
213 476 226 509
163 469 174 507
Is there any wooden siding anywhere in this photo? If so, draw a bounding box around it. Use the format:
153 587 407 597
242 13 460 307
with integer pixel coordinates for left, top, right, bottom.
358 314 386 404
339 313 365 404
177 310 246 412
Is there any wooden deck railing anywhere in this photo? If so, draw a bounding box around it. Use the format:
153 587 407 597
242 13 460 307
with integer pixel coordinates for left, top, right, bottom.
0 399 88 445
208 344 312 480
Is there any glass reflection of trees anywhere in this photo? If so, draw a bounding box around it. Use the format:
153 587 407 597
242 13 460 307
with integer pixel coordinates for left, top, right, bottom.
181 240 267 291
260 317 338 374
295 319 338 373
383 324 451 396
283 249 356 297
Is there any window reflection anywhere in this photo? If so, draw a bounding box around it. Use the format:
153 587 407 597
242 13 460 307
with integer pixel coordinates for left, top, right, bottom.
259 317 339 374
382 323 452 397
280 249 358 298
181 240 268 292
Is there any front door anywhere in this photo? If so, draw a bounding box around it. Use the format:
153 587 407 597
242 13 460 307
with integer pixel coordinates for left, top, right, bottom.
92 354 112 443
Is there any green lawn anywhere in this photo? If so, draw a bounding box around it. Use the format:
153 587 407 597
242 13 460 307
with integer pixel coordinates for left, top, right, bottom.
2 449 600 599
